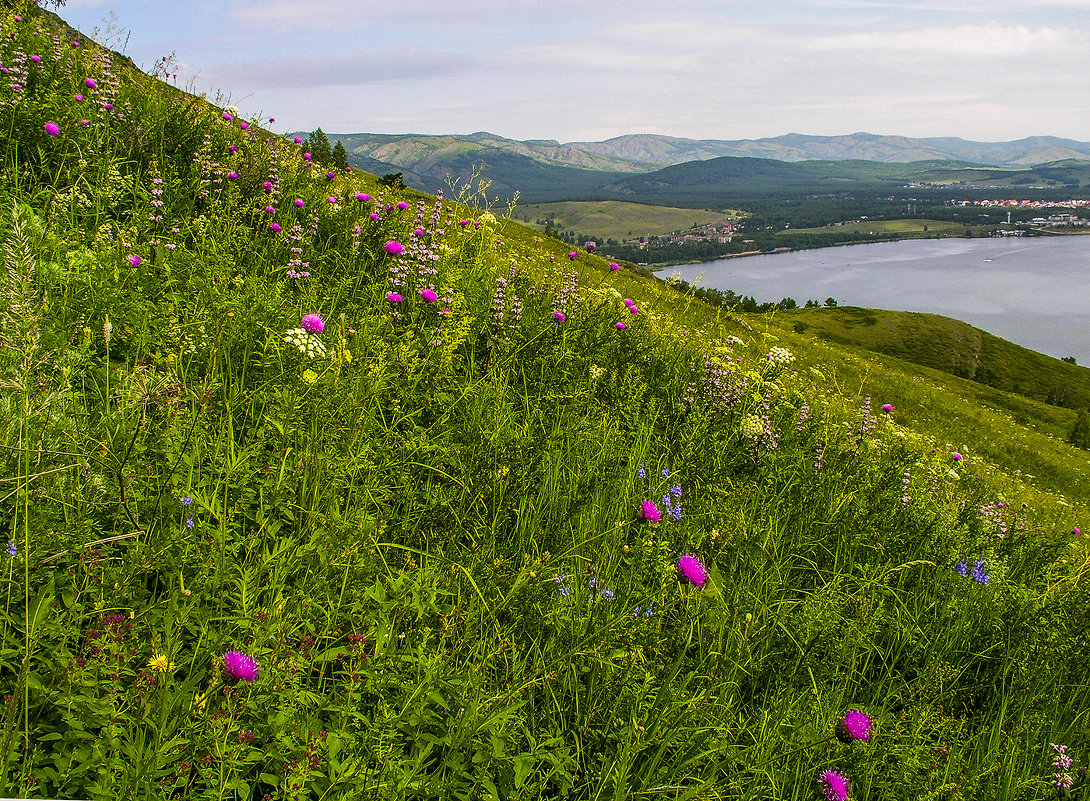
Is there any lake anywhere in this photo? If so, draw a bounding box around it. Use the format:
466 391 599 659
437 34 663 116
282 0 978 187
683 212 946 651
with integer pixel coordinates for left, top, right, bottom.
672 237 1090 364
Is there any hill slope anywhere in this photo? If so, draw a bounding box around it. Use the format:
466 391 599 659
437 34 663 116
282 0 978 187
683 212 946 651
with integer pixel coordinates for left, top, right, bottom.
1 7 1088 801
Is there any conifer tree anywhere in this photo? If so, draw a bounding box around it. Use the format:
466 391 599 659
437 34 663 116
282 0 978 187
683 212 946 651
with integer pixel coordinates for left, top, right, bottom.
1070 408 1090 450
306 128 333 165
332 140 349 171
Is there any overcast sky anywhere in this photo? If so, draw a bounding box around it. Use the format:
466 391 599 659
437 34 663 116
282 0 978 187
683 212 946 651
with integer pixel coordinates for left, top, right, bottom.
54 0 1090 144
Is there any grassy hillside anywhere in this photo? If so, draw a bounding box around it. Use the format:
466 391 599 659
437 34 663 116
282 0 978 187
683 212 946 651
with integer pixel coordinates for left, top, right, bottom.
1 6 1089 801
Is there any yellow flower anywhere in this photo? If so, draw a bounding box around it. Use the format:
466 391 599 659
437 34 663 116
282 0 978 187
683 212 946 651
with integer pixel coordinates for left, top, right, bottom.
302 369 318 384
148 654 174 673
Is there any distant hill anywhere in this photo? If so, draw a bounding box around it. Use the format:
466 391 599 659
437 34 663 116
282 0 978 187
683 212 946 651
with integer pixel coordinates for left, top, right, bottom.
312 131 1090 179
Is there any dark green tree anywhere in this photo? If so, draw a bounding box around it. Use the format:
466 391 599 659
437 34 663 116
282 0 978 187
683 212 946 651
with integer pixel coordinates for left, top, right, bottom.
1070 409 1090 450
824 297 838 308
306 128 333 165
331 140 349 171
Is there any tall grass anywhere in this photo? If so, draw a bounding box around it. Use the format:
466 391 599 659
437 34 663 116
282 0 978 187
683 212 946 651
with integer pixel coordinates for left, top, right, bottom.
0 5 1088 800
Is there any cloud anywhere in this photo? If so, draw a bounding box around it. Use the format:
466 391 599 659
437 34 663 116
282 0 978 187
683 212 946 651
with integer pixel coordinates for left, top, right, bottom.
204 51 483 89
806 23 1082 55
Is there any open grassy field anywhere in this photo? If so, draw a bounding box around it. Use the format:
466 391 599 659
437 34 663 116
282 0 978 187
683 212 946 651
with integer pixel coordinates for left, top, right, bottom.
512 200 741 240
777 219 976 237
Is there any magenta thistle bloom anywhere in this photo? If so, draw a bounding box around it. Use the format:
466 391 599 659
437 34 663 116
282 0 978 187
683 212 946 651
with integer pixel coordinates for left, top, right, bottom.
265 205 276 214
610 262 620 271
386 292 403 304
952 452 963 461
303 152 312 160
222 111 232 120
616 322 626 330
262 181 273 191
420 288 438 303
239 121 249 130
326 171 336 179
640 499 661 523
128 255 141 267
881 403 893 412
31 55 41 63
677 554 708 588
44 122 60 137
84 77 98 88
269 222 282 233
327 196 337 204
818 769 850 801
836 709 872 742
294 136 302 143
294 198 305 207
567 251 578 260
384 241 405 255
222 650 259 684
227 171 238 179
397 201 409 210
459 219 469 227
75 93 83 101
553 311 566 323
301 313 325 334
629 305 640 314
228 145 237 152
355 193 369 201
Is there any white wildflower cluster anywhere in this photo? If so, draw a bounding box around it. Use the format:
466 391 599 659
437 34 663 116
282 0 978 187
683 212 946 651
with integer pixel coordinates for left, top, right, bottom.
724 335 745 347
766 346 795 367
741 414 765 439
284 327 327 359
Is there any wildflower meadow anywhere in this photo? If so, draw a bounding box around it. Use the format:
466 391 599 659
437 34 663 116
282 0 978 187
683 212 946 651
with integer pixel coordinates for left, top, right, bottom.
0 4 1088 799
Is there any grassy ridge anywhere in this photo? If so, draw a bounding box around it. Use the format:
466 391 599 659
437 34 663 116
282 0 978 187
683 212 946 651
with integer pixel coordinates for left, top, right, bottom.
512 201 740 241
0 6 1089 801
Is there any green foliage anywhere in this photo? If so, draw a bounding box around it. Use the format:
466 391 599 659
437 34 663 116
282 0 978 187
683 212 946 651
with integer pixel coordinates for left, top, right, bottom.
0 7 1088 800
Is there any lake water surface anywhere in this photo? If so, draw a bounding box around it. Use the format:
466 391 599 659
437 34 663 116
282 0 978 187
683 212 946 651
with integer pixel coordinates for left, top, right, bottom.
673 237 1090 364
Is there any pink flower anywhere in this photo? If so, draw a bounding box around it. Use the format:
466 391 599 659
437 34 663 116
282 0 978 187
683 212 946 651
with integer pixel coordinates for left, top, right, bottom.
567 251 577 260
262 181 273 192
420 288 438 303
84 78 97 88
300 313 325 334
104 103 113 110
397 201 408 210
44 122 60 136
355 193 369 201
265 206 275 214
384 241 405 255
227 171 238 179
269 222 282 233
303 152 312 160
413 227 425 236
228 145 237 152
624 298 635 308
30 55 41 63
222 111 232 120
881 403 893 412
369 213 380 221
294 198 305 207
640 500 661 523
616 322 626 330
459 219 469 227
80 120 89 126
269 117 275 123
75 94 83 101
610 262 620 271
294 136 302 143
953 452 963 461
326 171 336 180
327 196 337 204
223 650 259 684
128 255 141 267
386 292 403 304
629 305 639 314
677 554 708 588
818 769 850 801
239 121 248 130
836 710 872 742
553 311 566 323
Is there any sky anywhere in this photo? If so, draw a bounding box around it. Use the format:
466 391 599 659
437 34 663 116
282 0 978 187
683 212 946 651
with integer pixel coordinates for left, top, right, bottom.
53 0 1090 144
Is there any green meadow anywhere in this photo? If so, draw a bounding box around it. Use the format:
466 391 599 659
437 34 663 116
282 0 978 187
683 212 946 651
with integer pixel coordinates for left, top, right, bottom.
513 201 741 241
1 6 1088 801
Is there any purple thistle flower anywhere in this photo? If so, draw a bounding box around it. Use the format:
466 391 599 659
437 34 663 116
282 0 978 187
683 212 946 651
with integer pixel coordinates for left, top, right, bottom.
84 77 97 88
128 255 141 267
459 219 470 227
269 222 282 233
818 769 850 801
327 196 337 204
420 288 438 303
294 136 302 143
227 171 238 179
239 121 249 130
384 240 405 255
304 152 312 160
223 650 259 684
31 55 41 63
881 403 894 412
567 251 577 260
326 171 336 179
616 322 626 330
836 709 873 742
610 262 620 271
294 198 305 207
386 292 403 304
75 93 83 101
677 554 708 588
44 121 60 136
228 145 237 153
640 499 661 523
356 193 369 201
952 452 963 461
553 311 566 323
397 201 409 210
300 313 325 334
